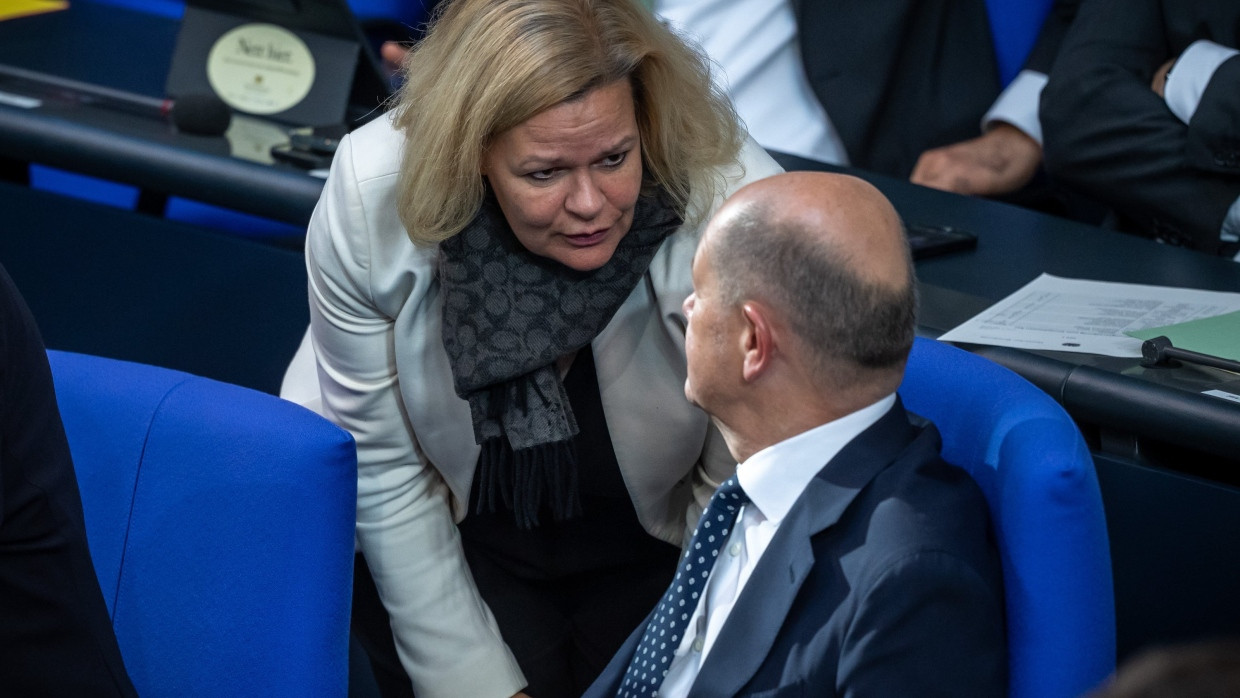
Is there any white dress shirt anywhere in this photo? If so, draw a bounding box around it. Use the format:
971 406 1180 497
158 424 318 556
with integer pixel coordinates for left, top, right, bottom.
657 394 898 698
1164 39 1239 126
654 0 849 164
983 70 1048 145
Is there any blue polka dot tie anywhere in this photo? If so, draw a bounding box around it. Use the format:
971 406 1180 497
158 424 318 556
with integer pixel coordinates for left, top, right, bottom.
616 477 749 697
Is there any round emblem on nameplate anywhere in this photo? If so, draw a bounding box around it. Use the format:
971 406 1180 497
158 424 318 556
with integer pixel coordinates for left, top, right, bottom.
206 23 316 115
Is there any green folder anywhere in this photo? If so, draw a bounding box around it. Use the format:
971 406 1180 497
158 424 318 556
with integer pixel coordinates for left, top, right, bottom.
1126 309 1240 362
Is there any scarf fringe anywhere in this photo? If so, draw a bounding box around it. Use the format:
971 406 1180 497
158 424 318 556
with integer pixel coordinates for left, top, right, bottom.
475 438 582 529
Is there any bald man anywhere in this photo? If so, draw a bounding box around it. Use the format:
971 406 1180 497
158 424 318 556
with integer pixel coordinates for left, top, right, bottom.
585 172 1006 698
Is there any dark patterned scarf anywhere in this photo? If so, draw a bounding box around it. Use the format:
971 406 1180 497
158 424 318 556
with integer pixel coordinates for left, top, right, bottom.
439 186 683 528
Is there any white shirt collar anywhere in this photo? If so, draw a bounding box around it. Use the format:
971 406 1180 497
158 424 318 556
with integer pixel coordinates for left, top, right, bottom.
735 394 897 524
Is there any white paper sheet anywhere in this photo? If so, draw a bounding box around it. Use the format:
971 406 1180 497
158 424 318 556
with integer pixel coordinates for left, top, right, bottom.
937 274 1240 357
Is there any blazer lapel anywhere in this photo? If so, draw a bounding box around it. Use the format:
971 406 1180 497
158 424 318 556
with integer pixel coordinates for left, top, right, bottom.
687 400 919 697
594 230 716 543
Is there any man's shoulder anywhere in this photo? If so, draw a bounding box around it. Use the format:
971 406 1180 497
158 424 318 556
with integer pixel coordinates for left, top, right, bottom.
820 419 996 575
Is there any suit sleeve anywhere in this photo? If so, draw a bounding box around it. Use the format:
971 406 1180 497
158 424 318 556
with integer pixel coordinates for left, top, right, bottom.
838 551 1007 697
1185 54 1240 175
1021 0 1080 75
1040 0 1240 253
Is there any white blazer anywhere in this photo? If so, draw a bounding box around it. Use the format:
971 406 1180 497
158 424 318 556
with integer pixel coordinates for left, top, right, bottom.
281 113 783 698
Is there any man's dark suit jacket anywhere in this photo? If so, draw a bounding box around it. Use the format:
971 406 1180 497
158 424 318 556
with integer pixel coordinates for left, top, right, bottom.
0 264 136 696
585 400 1007 697
791 0 1079 178
1041 0 1240 255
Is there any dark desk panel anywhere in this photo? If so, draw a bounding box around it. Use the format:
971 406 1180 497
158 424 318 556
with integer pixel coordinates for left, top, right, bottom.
1095 455 1240 657
0 180 308 394
0 102 325 224
0 1 176 97
0 1 327 225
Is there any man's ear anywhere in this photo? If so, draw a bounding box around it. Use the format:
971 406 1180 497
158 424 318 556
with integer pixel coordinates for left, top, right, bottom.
740 302 774 382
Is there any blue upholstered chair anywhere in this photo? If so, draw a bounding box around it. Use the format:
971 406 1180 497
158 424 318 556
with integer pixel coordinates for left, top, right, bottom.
898 337 1115 698
49 350 358 698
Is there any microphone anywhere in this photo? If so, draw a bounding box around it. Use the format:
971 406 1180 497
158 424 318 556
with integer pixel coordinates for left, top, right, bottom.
1140 335 1240 373
0 64 232 137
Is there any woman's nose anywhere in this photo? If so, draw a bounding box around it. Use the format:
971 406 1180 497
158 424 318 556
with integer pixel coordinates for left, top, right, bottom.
564 171 606 219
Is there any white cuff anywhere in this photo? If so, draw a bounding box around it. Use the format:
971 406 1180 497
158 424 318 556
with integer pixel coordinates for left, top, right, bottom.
982 70 1047 146
1165 39 1240 124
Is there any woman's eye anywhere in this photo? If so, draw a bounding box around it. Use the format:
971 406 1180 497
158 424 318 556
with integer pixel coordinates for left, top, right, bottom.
601 151 627 167
527 169 556 181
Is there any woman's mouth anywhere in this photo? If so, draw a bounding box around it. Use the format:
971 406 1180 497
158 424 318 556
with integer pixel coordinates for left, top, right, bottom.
565 228 610 246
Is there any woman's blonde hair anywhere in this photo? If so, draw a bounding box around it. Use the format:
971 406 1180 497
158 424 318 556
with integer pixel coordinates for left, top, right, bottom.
391 0 743 246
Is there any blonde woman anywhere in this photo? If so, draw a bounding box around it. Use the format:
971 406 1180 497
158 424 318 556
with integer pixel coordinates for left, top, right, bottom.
280 0 781 695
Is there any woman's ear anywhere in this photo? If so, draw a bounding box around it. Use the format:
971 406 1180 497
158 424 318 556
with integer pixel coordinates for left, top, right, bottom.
479 145 492 177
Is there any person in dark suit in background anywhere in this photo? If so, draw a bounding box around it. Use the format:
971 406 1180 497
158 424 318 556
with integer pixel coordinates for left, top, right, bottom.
0 262 136 696
585 171 1007 698
654 0 1078 201
1040 0 1240 258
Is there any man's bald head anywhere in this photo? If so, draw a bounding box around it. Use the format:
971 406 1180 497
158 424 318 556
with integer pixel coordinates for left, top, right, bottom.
705 171 917 388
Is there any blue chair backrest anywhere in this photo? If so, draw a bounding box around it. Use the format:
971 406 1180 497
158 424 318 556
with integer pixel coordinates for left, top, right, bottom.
49 350 358 698
899 337 1115 698
984 0 1055 86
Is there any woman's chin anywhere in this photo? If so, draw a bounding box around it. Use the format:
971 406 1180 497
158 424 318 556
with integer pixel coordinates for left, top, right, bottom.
550 238 623 272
